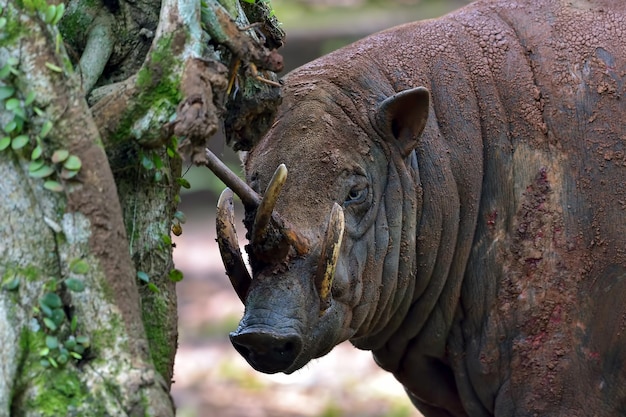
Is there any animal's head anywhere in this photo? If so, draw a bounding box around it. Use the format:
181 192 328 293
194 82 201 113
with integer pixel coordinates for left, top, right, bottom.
210 81 430 374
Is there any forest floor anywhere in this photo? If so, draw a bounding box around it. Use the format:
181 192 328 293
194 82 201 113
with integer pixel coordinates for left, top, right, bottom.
170 192 423 417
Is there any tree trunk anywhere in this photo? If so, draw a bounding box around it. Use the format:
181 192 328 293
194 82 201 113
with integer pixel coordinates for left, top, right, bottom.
0 0 283 413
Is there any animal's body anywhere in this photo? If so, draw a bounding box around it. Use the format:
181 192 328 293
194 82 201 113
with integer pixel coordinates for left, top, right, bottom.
211 1 626 415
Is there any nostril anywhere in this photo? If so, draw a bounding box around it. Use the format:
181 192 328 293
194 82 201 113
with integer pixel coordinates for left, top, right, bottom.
230 331 303 374
283 341 294 354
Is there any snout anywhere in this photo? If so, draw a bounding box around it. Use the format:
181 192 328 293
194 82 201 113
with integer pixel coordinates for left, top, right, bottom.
230 329 303 374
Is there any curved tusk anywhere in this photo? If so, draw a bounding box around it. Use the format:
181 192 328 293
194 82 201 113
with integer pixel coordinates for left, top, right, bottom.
206 150 310 259
205 148 261 208
315 203 345 314
216 188 252 303
252 164 287 245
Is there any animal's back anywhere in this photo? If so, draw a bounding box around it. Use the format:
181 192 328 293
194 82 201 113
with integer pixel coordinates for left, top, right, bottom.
469 2 626 415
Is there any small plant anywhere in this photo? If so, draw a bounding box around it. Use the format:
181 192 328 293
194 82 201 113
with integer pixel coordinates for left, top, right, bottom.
1 269 20 291
136 267 184 293
35 258 90 368
140 150 167 182
0 18 82 194
137 270 159 293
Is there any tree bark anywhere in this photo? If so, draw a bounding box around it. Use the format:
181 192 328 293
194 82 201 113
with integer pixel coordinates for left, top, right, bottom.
0 1 173 415
1 0 283 413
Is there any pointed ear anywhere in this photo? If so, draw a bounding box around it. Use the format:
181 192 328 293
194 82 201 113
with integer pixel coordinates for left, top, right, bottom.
376 87 430 157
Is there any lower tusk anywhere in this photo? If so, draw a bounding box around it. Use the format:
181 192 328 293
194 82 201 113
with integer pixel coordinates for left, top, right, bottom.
252 164 287 245
315 203 345 314
216 188 252 303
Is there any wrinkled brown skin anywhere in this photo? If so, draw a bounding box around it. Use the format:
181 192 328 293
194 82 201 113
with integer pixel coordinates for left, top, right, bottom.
232 0 626 416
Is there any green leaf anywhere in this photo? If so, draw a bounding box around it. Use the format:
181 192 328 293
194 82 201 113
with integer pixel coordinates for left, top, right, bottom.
52 3 65 25
136 271 149 283
0 17 6 30
24 91 36 106
0 136 10 151
44 180 63 192
44 280 58 292
3 119 16 133
31 145 43 160
33 107 44 117
70 315 78 333
60 168 78 179
11 106 26 120
40 120 53 138
44 4 56 23
51 149 69 163
148 283 159 293
65 336 76 349
0 65 11 79
38 301 52 317
76 335 90 347
161 234 172 245
141 154 154 170
5 98 20 111
29 164 55 178
2 276 19 291
50 308 65 326
48 356 58 368
45 62 63 73
11 135 29 150
173 211 186 224
69 351 82 360
65 278 85 292
40 292 62 308
45 335 59 349
166 147 175 158
153 154 163 169
29 159 45 172
168 269 184 282
13 116 24 133
176 177 191 189
0 86 14 100
63 155 81 171
57 353 68 364
43 317 57 331
154 170 163 182
39 347 50 357
69 259 89 274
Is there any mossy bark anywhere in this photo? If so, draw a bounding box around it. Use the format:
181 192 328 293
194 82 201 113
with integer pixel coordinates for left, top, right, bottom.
0 1 173 416
1 0 284 413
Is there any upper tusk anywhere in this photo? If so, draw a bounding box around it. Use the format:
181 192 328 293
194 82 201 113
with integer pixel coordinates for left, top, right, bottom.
315 203 345 314
252 164 287 245
216 188 252 303
206 150 310 260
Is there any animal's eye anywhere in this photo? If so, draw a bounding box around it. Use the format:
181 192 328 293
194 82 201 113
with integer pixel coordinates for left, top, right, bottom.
344 184 368 206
